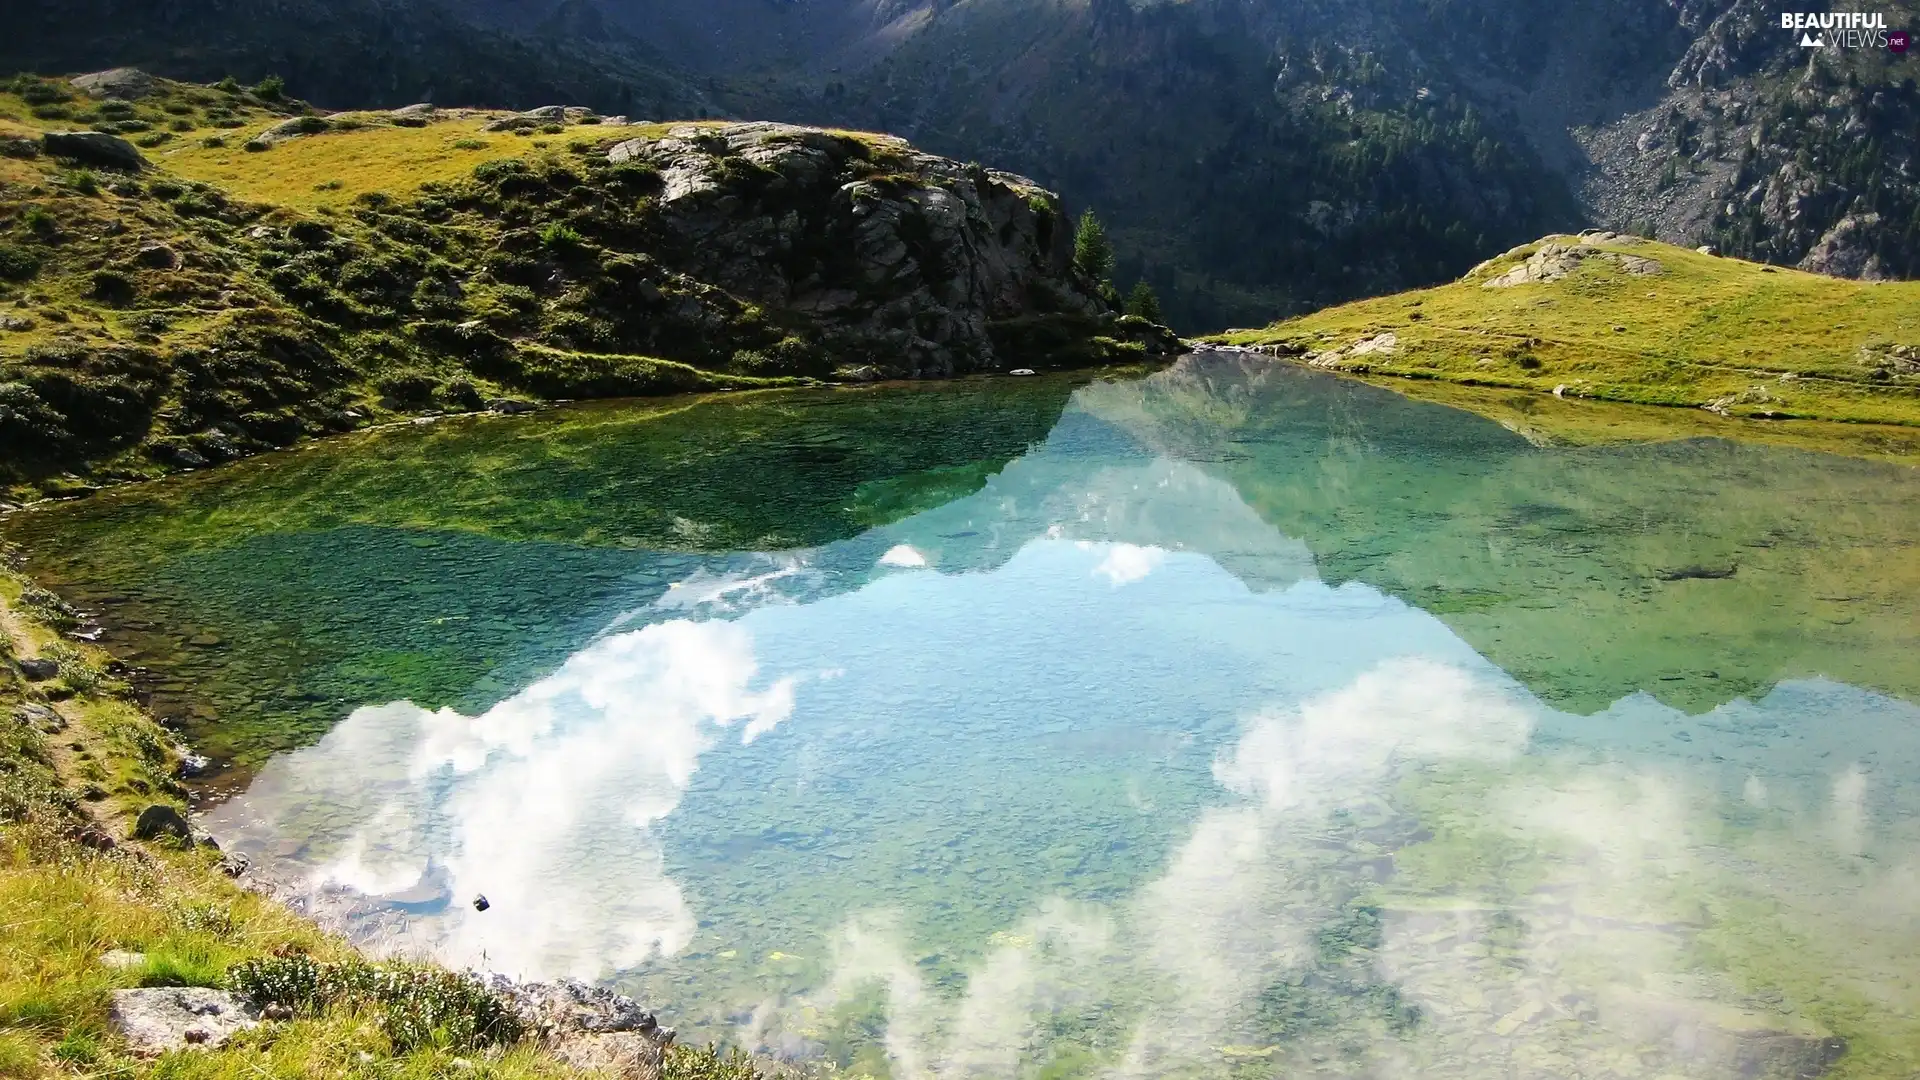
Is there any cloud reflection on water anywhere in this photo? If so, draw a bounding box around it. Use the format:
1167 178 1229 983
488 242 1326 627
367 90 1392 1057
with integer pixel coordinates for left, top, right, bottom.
209 619 800 979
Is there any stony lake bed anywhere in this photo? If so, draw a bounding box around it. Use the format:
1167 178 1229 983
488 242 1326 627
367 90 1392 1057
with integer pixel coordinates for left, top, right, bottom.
5 354 1920 1080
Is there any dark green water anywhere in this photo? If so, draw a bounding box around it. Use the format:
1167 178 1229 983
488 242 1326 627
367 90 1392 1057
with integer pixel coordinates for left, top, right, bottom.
7 355 1920 1079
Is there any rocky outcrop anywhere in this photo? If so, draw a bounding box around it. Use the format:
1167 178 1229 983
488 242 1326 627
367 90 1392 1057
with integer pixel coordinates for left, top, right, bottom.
484 975 675 1080
598 122 1167 376
1481 239 1663 288
109 988 258 1054
41 131 146 171
71 68 157 100
1798 213 1889 281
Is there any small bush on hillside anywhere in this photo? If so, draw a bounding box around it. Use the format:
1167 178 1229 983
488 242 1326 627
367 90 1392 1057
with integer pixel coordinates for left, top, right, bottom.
0 244 40 282
242 139 272 153
89 269 134 305
12 77 70 106
451 138 488 151
44 642 102 695
201 135 227 149
19 586 80 631
226 956 525 1052
30 104 70 121
251 75 286 101
539 222 586 251
23 206 56 236
665 1044 762 1080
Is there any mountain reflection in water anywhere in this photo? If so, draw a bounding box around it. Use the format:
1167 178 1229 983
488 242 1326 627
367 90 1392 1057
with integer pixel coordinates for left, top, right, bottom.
8 354 1920 1078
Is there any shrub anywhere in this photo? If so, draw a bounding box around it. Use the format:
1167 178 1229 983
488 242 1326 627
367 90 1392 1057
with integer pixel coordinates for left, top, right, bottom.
539 222 586 251
225 957 525 1052
61 169 99 195
0 244 40 282
451 138 488 151
201 135 227 149
213 76 242 94
89 269 135 305
373 368 439 406
251 75 286 101
44 642 102 695
1124 280 1163 322
242 139 272 153
147 178 184 200
665 1044 762 1080
30 104 70 120
23 206 57 236
18 586 79 631
169 118 195 132
14 78 70 106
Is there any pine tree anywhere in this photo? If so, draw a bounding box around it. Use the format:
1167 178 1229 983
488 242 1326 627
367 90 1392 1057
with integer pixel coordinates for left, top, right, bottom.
1073 209 1114 284
1124 280 1163 323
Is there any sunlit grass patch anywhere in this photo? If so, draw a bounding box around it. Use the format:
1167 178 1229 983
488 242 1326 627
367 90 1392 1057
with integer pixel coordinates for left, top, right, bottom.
1211 235 1920 429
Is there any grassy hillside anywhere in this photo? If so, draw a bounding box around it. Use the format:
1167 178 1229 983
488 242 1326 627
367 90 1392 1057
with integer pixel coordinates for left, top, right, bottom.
0 72 1155 502
1211 233 1920 430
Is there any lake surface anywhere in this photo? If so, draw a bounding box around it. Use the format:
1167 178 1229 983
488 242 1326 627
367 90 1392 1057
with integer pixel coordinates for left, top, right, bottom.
9 352 1920 1079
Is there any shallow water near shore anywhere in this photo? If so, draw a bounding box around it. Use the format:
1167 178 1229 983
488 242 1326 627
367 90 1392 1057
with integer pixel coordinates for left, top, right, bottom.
8 355 1920 1079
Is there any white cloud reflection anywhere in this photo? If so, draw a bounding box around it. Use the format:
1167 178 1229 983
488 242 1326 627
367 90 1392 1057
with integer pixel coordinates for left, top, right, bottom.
208 619 798 979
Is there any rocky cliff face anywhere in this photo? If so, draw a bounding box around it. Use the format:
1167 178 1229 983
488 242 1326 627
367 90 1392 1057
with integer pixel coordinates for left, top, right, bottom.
599 122 1137 377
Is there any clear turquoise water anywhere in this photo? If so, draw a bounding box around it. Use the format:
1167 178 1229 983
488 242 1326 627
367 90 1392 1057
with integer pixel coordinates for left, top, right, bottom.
9 355 1920 1078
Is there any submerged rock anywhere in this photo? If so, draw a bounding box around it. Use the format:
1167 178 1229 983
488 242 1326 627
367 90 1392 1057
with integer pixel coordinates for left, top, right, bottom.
109 987 258 1054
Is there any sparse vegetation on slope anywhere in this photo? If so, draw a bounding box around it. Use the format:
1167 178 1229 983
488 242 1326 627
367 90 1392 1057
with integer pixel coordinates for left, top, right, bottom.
1211 232 1920 430
0 73 1172 501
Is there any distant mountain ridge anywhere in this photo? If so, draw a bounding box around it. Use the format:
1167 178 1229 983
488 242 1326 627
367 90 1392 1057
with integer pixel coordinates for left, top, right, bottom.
7 0 1918 328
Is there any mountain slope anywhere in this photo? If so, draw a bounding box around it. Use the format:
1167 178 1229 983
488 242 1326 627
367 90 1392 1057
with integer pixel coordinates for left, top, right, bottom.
2 0 716 117
0 75 1173 500
1211 231 1920 429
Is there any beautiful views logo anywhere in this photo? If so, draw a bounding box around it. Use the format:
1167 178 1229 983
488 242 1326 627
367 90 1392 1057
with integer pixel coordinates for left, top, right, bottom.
1780 11 1903 50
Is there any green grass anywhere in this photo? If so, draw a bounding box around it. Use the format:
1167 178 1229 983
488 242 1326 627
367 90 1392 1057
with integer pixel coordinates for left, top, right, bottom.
1209 234 1920 433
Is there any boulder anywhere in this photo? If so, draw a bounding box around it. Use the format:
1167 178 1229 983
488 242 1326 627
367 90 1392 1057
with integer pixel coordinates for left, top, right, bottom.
109 987 258 1054
13 703 65 733
71 68 156 100
484 974 674 1079
132 804 193 842
17 656 59 681
41 131 146 171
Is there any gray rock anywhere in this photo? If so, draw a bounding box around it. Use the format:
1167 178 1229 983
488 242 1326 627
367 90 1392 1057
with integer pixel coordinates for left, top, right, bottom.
1798 213 1888 280
109 987 258 1054
132 804 192 842
17 656 59 681
13 703 65 733
71 68 156 100
41 131 146 171
390 103 437 118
